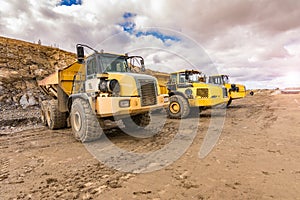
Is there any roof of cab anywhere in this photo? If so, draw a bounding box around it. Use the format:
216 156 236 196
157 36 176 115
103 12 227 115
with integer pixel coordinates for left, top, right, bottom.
209 74 229 77
171 69 202 74
87 52 126 58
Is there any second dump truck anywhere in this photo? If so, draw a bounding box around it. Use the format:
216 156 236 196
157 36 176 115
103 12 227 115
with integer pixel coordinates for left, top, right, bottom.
165 70 229 118
39 44 169 142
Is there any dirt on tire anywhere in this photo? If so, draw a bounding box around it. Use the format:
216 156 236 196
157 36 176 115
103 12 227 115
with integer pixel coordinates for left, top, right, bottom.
168 95 190 119
70 98 103 142
43 100 67 130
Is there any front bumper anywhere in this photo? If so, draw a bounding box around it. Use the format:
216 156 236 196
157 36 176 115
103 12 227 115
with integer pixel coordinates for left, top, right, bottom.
230 91 246 99
188 97 229 107
95 94 169 118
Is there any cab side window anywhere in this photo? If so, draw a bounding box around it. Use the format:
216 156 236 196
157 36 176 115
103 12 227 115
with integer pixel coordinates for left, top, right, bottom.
87 57 97 79
179 73 186 83
170 74 177 84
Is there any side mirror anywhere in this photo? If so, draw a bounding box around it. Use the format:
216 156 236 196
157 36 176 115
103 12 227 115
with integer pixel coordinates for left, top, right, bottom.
141 59 145 72
77 46 84 63
185 71 189 80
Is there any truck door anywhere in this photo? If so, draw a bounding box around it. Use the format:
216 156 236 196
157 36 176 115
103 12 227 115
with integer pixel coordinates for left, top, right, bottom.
85 56 99 93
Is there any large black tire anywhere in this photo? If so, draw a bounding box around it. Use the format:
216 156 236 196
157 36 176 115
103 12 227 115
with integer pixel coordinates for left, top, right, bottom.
70 98 103 142
226 98 232 107
44 100 67 129
168 95 190 119
122 112 151 129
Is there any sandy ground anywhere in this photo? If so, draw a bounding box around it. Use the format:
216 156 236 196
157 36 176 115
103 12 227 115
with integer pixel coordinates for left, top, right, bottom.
1 90 300 200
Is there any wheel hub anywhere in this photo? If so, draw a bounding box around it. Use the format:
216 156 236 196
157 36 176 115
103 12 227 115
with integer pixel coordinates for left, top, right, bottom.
170 102 180 113
73 111 82 132
46 110 51 126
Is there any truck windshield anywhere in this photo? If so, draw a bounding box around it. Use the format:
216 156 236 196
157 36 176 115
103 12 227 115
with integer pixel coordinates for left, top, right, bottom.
179 72 204 83
209 76 228 84
99 54 130 73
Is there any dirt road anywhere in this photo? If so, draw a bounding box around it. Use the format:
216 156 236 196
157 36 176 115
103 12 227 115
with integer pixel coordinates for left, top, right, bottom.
1 91 300 199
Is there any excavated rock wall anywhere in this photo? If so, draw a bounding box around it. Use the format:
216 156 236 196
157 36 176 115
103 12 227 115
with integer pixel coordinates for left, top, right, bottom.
0 36 76 109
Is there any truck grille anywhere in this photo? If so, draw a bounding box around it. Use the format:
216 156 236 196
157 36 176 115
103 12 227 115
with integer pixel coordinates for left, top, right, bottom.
197 88 209 98
139 80 157 106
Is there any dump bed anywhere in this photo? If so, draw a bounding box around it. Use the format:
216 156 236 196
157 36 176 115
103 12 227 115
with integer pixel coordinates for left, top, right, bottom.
153 72 169 95
38 72 59 98
38 62 84 98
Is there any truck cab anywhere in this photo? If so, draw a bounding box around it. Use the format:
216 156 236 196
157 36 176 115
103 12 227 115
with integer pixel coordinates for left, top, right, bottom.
208 75 246 106
69 51 168 117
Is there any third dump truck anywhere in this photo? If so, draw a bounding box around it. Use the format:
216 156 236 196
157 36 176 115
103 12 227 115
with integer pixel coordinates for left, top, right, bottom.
208 75 246 106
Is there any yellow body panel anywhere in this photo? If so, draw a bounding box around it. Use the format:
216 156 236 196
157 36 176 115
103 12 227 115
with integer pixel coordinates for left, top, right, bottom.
224 83 246 99
159 84 168 95
191 82 209 87
188 98 226 107
58 62 85 96
106 73 139 96
175 83 228 107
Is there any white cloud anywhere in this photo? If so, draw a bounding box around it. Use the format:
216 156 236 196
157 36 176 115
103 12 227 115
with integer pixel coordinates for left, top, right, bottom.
0 0 300 88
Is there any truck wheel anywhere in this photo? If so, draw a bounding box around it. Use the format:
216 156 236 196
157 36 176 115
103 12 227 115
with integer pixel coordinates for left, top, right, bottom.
45 100 67 129
226 98 232 107
70 98 103 142
168 95 190 119
122 112 150 129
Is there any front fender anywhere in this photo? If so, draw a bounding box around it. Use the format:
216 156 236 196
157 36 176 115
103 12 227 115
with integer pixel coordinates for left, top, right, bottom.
68 93 94 113
169 91 188 99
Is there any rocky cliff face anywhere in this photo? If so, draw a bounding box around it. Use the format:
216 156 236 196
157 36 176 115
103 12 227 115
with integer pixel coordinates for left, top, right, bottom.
0 36 76 109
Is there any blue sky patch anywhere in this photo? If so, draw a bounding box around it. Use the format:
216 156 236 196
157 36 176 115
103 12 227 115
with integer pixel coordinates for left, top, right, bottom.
123 12 137 19
135 31 180 43
59 0 82 6
119 21 136 34
120 12 180 44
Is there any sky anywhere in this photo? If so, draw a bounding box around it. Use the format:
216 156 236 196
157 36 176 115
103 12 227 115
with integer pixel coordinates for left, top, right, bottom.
0 0 300 89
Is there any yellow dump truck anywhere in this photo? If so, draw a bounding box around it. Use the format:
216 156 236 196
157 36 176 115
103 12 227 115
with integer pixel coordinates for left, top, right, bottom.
39 44 169 142
208 75 246 106
164 70 229 118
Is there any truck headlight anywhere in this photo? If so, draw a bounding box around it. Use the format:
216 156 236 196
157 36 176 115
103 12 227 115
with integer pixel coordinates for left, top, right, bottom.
119 99 130 108
185 89 193 99
99 79 120 96
108 79 120 94
164 96 169 103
